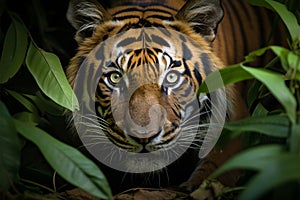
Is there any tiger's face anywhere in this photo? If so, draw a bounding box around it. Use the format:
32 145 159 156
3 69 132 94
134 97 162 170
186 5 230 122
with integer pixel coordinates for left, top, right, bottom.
97 32 204 153
67 0 232 171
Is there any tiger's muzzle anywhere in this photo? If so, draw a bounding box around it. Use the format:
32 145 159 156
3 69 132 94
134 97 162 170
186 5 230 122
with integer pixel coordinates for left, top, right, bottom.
112 83 180 149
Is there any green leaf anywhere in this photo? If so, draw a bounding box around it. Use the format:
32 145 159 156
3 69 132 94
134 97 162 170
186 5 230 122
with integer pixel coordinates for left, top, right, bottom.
211 145 300 200
251 103 269 117
13 112 39 126
238 154 300 200
13 119 112 200
199 64 253 93
25 42 79 111
6 89 39 115
224 115 290 138
0 15 28 84
247 0 272 9
290 124 300 154
266 0 300 43
35 91 64 116
210 145 284 179
247 79 263 109
0 101 22 191
244 47 270 63
199 48 296 122
246 46 298 72
242 66 296 123
269 46 290 71
287 51 300 71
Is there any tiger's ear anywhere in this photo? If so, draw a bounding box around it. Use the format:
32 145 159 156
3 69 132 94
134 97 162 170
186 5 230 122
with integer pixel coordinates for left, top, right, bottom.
67 0 111 43
176 0 223 42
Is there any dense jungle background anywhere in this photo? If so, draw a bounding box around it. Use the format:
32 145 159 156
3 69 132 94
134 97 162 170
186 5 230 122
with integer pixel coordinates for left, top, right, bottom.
0 0 299 199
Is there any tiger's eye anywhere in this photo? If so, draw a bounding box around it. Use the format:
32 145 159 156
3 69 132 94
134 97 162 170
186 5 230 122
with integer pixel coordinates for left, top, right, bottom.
109 72 122 84
166 72 179 84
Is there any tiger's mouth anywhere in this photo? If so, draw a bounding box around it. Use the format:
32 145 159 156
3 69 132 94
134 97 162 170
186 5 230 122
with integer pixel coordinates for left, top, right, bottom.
105 120 182 153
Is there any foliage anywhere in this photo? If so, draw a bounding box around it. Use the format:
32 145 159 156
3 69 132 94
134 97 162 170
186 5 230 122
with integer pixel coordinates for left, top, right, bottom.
201 0 300 199
0 2 112 200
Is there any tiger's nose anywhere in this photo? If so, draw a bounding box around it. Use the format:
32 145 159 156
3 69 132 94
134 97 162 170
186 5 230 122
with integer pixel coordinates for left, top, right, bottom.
128 84 165 127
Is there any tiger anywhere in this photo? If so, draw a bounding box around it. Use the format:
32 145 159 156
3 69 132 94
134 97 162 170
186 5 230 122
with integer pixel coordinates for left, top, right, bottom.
66 0 285 193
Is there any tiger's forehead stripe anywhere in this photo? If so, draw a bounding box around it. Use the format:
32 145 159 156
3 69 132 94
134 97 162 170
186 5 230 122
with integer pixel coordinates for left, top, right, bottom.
109 5 176 20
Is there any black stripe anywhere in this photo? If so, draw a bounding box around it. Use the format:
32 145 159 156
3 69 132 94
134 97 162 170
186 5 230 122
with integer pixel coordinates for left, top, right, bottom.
170 105 181 119
107 131 129 146
95 83 110 99
183 60 192 77
74 60 88 102
145 15 174 21
228 0 248 57
116 24 131 34
95 60 104 84
182 42 192 60
113 15 140 21
113 7 143 16
222 2 238 63
151 34 170 47
179 34 187 42
172 60 182 67
146 48 159 63
117 37 137 47
157 27 171 37
145 8 173 15
127 56 132 69
193 65 202 85
237 0 252 26
149 22 167 29
87 62 96 86
144 31 152 43
162 126 178 139
257 8 270 47
95 43 105 60
182 83 193 96
169 24 181 32
114 3 177 11
200 53 213 75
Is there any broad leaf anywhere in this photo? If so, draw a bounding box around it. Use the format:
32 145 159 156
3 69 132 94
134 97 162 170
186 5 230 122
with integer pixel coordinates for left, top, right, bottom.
224 115 289 138
0 101 22 191
269 46 290 71
13 119 112 200
25 42 79 111
251 103 269 117
290 124 300 154
244 47 270 63
199 64 253 93
246 79 264 110
0 15 28 84
199 63 296 122
266 0 300 43
248 0 300 44
287 51 300 71
13 112 39 126
35 91 64 116
238 154 300 200
210 145 284 178
242 66 296 123
6 89 38 115
211 145 300 200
